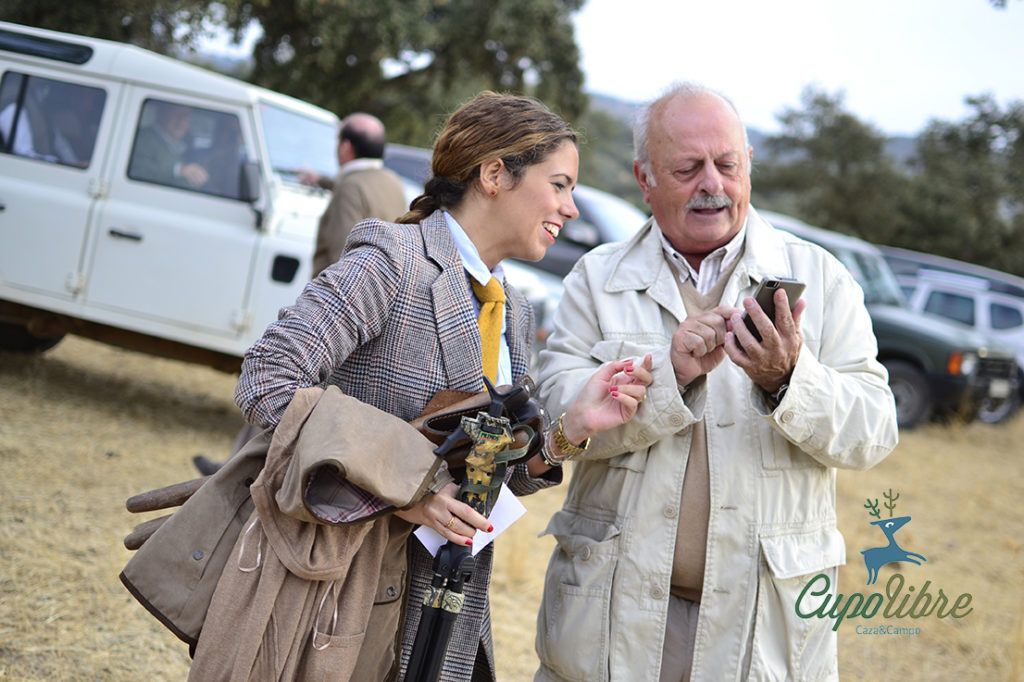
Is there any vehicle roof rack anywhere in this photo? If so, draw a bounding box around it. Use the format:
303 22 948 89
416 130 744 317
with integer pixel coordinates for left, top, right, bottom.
0 27 93 65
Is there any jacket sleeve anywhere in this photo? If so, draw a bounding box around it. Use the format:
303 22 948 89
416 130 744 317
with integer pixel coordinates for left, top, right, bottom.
236 222 401 429
234 222 407 520
762 257 899 470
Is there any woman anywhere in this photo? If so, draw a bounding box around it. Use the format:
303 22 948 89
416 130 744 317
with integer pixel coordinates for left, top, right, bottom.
198 92 651 681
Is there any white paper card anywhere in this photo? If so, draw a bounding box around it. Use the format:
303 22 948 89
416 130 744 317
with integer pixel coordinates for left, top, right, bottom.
414 483 526 557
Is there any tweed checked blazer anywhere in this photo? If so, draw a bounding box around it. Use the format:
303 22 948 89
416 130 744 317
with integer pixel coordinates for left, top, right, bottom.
235 209 554 681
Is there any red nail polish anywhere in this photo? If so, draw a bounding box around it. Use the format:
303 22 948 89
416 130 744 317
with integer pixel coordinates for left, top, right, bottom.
625 366 634 373
466 538 473 546
488 524 494 533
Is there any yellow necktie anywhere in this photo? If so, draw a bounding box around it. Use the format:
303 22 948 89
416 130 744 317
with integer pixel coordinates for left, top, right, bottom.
471 277 505 384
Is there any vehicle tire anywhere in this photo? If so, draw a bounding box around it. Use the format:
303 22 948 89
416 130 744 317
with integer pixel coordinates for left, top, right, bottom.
883 359 932 430
0 322 65 353
976 393 1021 424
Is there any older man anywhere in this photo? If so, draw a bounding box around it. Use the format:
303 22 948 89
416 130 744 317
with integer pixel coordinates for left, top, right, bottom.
533 82 898 681
301 112 407 276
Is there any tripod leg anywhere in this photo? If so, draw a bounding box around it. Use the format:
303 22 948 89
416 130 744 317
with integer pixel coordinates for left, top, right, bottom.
407 577 445 679
406 544 475 682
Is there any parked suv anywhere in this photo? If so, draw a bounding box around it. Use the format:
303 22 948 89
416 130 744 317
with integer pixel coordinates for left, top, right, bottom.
762 211 1019 429
0 22 341 370
892 268 1024 421
881 245 1024 421
880 244 1024 299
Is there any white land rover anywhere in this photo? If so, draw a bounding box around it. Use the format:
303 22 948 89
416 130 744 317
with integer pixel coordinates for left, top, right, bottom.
0 21 341 371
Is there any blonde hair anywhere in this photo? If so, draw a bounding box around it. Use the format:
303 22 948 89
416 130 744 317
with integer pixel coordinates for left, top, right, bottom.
398 92 577 223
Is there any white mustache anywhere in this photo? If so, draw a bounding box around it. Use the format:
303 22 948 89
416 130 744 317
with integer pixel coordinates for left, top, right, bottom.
686 195 732 210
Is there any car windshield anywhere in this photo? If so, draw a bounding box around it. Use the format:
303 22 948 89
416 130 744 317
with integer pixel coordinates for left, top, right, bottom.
577 190 647 242
258 101 337 182
840 249 906 306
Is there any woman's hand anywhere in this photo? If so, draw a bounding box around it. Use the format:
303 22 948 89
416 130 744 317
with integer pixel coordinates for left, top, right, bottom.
394 482 492 547
560 354 654 445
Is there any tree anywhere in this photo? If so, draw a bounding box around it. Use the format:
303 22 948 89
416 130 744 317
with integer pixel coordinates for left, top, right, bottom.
0 0 220 54
2 0 588 147
755 86 911 244
576 106 645 210
897 95 1024 275
216 0 586 145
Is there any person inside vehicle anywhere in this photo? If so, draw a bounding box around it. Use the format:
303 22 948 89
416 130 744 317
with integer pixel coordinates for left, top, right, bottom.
129 100 209 189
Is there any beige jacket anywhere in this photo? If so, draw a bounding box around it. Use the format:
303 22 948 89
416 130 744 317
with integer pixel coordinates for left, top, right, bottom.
534 208 898 681
312 160 408 276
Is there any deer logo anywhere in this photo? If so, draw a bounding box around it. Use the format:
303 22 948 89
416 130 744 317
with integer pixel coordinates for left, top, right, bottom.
861 489 927 585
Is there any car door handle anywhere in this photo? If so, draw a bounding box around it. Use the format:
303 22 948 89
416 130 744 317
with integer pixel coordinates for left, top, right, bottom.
108 228 143 242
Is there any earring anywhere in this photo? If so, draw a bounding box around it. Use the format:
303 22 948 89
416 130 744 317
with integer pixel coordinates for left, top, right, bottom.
490 190 496 196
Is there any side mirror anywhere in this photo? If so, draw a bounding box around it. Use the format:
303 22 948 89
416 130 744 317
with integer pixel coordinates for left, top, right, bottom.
239 160 261 203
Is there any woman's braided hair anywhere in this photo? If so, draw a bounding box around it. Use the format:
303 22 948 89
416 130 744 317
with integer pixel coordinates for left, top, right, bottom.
398 92 577 224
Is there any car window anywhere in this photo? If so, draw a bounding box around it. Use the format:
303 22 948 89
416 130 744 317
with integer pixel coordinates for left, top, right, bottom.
0 71 105 168
258 100 337 183
383 148 431 184
574 190 647 243
924 290 975 326
842 250 904 306
127 98 246 199
990 301 1023 331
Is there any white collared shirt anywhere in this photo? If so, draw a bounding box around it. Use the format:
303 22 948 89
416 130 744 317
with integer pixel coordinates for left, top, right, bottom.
658 218 748 295
443 211 512 385
337 156 385 179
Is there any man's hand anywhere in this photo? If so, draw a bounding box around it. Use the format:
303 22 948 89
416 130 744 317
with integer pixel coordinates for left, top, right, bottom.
297 168 321 187
671 306 738 388
725 288 806 393
179 162 209 188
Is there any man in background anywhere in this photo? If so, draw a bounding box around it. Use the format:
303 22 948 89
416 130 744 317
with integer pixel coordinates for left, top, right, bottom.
300 112 407 276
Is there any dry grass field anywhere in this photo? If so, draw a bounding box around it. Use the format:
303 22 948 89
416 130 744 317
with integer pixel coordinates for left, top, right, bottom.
2 336 1022 680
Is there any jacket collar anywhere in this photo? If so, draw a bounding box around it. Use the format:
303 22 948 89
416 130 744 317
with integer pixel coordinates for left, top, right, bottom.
420 210 530 388
422 209 463 270
337 157 385 179
604 206 795 319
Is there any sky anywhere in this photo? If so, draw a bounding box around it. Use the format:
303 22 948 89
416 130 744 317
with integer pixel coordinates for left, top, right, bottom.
574 0 1024 136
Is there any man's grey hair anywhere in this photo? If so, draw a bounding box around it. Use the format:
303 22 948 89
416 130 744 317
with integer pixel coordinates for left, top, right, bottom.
632 81 752 183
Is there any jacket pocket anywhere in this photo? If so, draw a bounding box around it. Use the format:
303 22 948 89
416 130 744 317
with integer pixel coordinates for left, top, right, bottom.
747 529 844 681
294 580 369 681
537 511 621 682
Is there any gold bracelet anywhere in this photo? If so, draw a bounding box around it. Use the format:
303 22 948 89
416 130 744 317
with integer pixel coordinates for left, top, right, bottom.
551 413 590 459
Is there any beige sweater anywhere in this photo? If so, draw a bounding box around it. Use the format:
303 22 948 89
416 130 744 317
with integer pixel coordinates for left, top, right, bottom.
670 261 739 603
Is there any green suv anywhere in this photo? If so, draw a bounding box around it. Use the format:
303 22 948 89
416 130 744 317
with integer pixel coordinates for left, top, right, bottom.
763 211 1019 429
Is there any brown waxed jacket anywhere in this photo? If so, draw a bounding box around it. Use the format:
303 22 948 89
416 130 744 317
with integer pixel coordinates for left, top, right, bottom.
121 385 443 680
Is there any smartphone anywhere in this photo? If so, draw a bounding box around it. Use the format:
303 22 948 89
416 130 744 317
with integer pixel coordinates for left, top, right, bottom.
742 277 806 342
